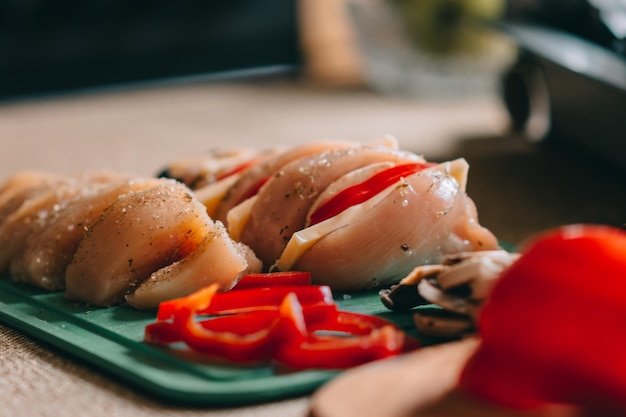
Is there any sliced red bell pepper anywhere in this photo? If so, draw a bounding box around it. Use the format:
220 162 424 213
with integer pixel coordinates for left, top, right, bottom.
146 279 414 369
274 301 407 369
231 271 311 290
146 302 338 345
215 158 260 181
237 176 271 205
156 284 333 320
309 162 435 225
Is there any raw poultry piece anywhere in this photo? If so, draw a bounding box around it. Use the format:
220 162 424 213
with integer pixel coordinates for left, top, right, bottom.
273 158 500 290
10 177 162 290
64 179 261 307
212 139 364 225
239 145 426 266
0 172 128 276
157 147 272 190
126 221 261 309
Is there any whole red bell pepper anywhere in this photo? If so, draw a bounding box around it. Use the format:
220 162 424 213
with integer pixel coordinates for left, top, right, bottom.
459 224 626 415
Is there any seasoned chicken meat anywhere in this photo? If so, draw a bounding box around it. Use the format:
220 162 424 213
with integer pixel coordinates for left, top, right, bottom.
10 177 162 290
274 159 499 289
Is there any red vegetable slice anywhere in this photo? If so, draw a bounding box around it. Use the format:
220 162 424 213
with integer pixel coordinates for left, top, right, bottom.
309 162 434 225
156 284 333 320
459 225 626 415
215 158 260 181
146 278 415 369
231 271 311 290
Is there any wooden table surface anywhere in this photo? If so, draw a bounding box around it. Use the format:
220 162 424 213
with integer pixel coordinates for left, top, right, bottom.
1 77 624 417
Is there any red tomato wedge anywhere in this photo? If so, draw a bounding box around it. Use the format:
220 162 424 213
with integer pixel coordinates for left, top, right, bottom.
308 162 434 226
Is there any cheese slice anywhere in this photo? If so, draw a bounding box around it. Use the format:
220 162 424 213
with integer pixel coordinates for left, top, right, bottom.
194 174 241 218
442 158 469 192
226 195 257 241
273 183 394 271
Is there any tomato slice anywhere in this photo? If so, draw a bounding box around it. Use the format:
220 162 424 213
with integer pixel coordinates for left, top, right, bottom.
309 162 434 225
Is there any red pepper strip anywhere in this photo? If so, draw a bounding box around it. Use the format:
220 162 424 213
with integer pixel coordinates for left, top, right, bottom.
156 284 219 321
172 293 309 363
272 298 406 369
237 176 271 205
146 302 338 345
231 271 311 290
156 285 333 320
200 285 334 315
147 288 408 368
215 158 260 181
276 326 406 370
309 162 435 225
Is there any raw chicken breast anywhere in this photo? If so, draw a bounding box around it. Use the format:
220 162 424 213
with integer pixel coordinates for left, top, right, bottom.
10 177 161 290
213 140 360 225
240 146 426 266
0 171 65 228
159 147 278 189
126 221 262 309
276 160 499 290
0 173 124 274
64 180 211 306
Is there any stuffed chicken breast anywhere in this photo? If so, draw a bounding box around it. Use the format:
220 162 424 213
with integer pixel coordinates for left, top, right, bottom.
237 145 427 266
273 159 499 290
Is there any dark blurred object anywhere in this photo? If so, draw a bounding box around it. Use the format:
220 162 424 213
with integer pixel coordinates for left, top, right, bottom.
500 1 626 174
0 1 301 100
504 0 626 58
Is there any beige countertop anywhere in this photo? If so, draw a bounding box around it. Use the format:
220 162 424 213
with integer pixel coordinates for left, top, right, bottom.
1 78 624 417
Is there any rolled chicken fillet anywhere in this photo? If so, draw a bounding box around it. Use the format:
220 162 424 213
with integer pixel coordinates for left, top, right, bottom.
274 159 499 290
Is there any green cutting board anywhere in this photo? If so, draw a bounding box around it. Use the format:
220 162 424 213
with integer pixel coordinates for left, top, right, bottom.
0 278 422 406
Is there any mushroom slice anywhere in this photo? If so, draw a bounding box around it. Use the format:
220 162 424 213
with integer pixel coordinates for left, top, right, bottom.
10 177 161 290
413 308 476 339
126 221 262 309
64 180 210 306
417 278 472 315
436 250 520 292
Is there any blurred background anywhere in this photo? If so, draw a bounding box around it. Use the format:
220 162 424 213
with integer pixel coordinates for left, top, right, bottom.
1 0 625 150
0 0 624 243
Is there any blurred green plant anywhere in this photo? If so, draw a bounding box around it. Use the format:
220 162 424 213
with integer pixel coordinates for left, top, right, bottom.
390 0 505 54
